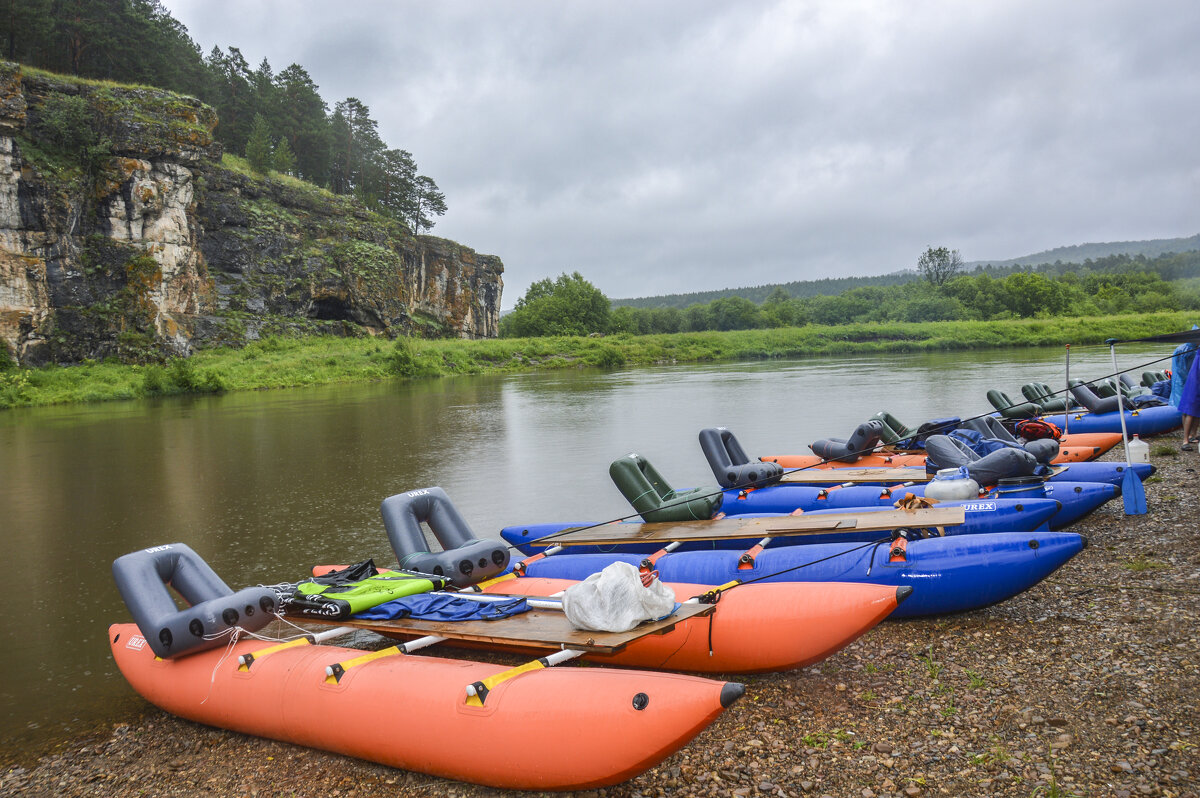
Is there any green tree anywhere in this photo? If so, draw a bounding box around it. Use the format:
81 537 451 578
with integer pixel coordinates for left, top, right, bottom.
917 246 964 286
709 296 762 331
804 294 869 326
608 305 645 335
329 97 384 197
204 46 255 152
645 306 683 333
1 0 53 64
273 64 331 184
409 174 447 234
998 272 1069 317
682 303 714 331
761 287 802 327
377 148 416 219
272 135 296 175
244 113 273 174
898 294 966 322
500 272 610 338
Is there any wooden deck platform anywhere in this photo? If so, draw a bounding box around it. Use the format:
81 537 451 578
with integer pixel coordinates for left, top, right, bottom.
779 467 933 484
532 506 966 547
298 600 715 653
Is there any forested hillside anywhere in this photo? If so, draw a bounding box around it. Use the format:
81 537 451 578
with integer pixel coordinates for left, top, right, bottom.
971 233 1200 270
614 236 1200 309
0 0 445 233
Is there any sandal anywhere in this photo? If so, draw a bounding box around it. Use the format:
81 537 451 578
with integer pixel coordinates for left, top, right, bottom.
1183 443 1195 452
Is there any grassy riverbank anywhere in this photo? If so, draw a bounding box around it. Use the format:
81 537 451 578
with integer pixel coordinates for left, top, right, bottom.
2 311 1194 409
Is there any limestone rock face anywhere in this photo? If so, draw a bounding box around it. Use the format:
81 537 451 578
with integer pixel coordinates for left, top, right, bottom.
0 62 503 365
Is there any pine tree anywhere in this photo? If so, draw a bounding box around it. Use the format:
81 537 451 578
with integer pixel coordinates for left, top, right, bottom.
410 175 447 234
274 64 330 184
272 136 296 175
245 113 273 174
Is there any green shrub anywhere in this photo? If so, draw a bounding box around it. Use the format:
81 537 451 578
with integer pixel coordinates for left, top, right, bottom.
142 359 226 395
389 337 442 378
593 345 626 369
142 364 167 395
30 93 112 172
0 371 32 408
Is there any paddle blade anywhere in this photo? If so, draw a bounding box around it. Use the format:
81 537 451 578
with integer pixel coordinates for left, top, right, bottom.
1121 467 1147 515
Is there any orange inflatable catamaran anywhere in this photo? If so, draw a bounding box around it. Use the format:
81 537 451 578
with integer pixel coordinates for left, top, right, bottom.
109 621 741 790
110 484 913 790
108 541 747 790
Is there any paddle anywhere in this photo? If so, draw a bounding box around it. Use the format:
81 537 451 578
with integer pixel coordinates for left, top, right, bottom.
1107 340 1147 515
1064 344 1070 436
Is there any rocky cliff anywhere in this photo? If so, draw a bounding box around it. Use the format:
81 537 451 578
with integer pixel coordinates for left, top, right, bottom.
0 62 503 366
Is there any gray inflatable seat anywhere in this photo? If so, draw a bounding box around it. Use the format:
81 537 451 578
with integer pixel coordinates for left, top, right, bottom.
381 487 509 587
962 416 1019 443
112 543 278 659
809 420 886 464
986 389 1041 419
961 416 1059 463
1068 382 1121 415
923 434 1040 486
699 427 784 488
611 453 723 521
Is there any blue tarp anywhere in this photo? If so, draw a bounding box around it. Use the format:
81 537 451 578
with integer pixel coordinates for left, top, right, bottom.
1172 340 1199 407
1179 352 1200 418
354 593 530 621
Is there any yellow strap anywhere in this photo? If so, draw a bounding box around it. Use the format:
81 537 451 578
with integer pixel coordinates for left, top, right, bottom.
465 659 547 707
324 646 401 684
711 579 741 593
237 636 311 671
475 571 518 590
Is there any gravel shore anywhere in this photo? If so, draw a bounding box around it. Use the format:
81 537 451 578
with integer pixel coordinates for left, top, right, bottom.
4 443 1198 798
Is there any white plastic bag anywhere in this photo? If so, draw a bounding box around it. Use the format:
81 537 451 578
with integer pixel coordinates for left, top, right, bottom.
560 561 677 632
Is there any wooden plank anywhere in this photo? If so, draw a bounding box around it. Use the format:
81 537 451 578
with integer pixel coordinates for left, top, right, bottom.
779 467 933 484
298 600 715 653
535 507 966 546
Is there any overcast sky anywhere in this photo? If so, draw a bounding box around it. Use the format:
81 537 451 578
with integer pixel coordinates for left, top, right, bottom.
162 0 1200 307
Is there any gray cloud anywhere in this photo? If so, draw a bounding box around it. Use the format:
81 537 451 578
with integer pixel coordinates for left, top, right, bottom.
164 0 1200 306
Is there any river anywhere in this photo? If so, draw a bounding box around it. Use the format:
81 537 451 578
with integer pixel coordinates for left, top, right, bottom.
0 343 1173 758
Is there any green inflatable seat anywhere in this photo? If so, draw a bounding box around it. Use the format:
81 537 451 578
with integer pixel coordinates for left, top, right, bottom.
986 389 1041 419
609 453 722 522
1020 382 1072 413
870 411 914 444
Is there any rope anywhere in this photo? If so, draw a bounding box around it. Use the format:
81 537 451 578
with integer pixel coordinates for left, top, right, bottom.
201 627 243 705
727 537 889 589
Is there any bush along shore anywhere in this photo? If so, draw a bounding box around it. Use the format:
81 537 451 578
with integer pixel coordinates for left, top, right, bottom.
2 311 1196 410
2 442 1198 797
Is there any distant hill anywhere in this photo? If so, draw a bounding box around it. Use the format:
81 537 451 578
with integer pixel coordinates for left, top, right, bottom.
612 234 1200 309
612 272 920 309
968 234 1200 269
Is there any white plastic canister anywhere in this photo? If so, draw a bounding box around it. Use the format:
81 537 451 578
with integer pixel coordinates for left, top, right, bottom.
924 466 981 501
1127 434 1150 464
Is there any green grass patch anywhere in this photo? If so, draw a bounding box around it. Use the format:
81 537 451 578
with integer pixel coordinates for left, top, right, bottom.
1124 556 1168 572
2 311 1195 410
